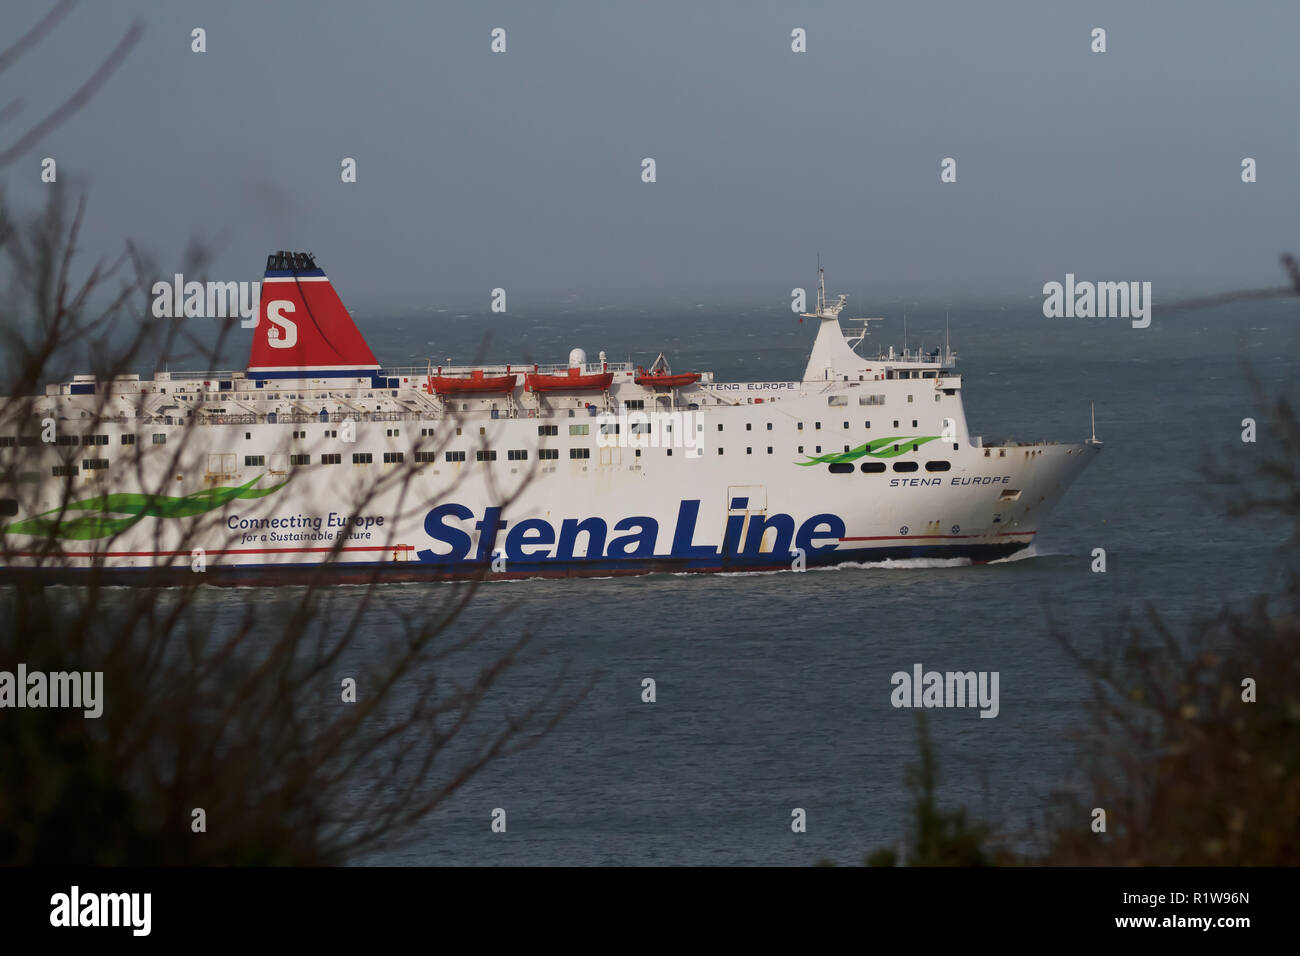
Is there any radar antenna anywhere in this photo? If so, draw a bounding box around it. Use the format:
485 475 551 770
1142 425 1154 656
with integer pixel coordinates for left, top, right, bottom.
801 264 883 353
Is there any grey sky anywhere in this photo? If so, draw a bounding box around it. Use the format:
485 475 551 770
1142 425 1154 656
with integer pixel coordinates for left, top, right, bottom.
4 0 1297 299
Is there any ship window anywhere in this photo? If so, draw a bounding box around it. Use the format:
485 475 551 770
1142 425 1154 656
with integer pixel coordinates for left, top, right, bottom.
828 463 854 474
601 423 620 435
815 446 821 453
321 454 341 465
56 435 78 446
290 454 310 465
908 395 913 403
912 443 919 451
538 448 559 461
475 450 496 462
798 422 804 430
718 448 724 455
353 453 373 464
864 421 871 429
718 424 723 431
860 462 886 473
445 451 466 462
892 421 899 428
570 448 590 460
456 427 463 436
53 465 78 477
569 424 589 436
0 436 13 447
935 394 942 402
635 449 641 458
507 449 528 461
843 422 849 429
384 452 405 463
479 427 486 435
893 461 918 472
121 434 136 445
746 423 752 431
245 456 265 466
0 499 16 516
82 459 109 470
413 451 435 463
798 446 804 454
767 423 772 430
766 447 772 454
925 461 951 472
538 425 558 436
999 489 1022 501
152 434 166 444
746 447 752 455
624 400 644 410
912 420 918 428
815 422 821 430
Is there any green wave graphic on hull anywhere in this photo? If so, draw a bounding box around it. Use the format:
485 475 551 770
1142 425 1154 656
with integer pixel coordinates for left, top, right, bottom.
796 435 941 466
1 475 289 540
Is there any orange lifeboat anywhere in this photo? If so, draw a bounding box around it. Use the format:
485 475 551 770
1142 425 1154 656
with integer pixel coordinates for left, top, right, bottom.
634 352 699 388
426 368 517 395
634 367 701 388
524 366 614 392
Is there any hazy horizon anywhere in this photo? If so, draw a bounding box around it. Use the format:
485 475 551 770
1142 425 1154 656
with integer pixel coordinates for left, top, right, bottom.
2 0 1296 301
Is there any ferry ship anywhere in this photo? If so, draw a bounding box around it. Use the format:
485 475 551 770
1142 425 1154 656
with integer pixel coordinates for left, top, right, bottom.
0 252 1100 585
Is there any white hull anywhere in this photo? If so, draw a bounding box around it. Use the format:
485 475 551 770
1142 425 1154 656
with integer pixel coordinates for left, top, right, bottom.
0 258 1099 584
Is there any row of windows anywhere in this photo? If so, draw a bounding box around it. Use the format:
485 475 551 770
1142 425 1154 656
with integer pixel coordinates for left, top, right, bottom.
435 448 575 462
4 417 945 454
51 461 109 475
34 440 966 475
828 461 953 475
3 433 143 447
793 420 922 431
51 434 111 446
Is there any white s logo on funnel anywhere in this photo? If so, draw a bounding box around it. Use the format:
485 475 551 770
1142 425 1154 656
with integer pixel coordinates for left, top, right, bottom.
266 300 298 349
